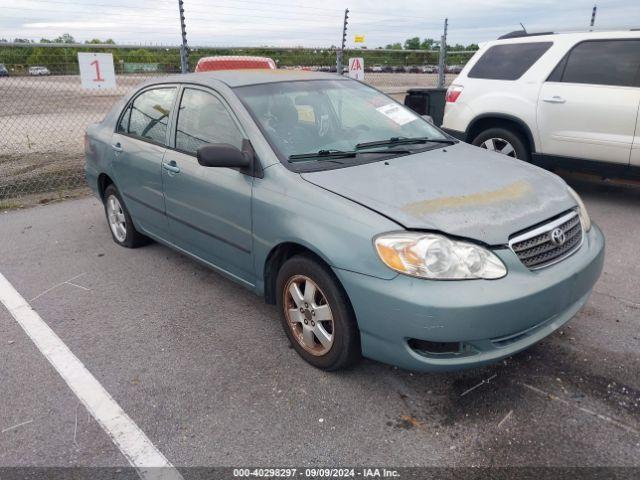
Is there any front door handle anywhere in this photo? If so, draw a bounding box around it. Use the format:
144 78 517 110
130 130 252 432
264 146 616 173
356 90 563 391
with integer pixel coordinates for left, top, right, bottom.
112 143 123 153
163 161 181 174
543 95 566 104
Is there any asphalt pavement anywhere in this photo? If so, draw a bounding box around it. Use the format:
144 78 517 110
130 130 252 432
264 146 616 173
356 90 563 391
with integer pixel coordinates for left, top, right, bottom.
0 174 639 472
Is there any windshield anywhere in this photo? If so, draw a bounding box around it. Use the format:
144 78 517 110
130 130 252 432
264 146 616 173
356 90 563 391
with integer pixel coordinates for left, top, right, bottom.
234 79 448 165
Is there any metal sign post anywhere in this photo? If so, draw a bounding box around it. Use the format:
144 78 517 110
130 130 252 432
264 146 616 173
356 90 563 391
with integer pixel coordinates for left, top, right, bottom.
437 18 448 88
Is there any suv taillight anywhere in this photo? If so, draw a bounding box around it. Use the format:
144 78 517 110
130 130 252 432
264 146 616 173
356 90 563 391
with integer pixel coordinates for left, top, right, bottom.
446 85 463 103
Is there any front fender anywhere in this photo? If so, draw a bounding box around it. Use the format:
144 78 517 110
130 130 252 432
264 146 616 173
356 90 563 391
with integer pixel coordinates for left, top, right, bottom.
251 164 401 294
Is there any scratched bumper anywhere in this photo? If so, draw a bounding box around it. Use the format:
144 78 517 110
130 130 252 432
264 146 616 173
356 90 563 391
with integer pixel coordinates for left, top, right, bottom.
333 225 605 372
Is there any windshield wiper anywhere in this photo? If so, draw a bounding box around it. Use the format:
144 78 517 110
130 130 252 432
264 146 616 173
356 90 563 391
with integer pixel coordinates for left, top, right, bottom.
355 136 456 150
289 149 357 162
288 148 413 163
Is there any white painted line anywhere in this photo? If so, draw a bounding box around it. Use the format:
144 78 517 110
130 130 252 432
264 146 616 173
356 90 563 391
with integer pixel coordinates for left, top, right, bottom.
0 273 183 480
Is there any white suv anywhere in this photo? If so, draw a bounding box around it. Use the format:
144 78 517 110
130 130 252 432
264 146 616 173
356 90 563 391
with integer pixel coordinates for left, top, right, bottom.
442 30 640 179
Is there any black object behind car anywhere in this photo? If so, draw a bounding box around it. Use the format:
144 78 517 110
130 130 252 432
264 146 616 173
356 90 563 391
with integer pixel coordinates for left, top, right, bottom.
404 88 447 126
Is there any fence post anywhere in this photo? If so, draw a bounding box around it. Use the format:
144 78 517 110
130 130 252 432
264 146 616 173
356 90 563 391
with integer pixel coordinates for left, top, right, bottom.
337 8 349 75
178 0 189 73
437 18 448 88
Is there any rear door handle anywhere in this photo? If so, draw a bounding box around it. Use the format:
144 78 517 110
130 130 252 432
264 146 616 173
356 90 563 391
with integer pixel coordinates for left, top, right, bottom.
163 161 181 174
112 143 123 153
543 95 566 104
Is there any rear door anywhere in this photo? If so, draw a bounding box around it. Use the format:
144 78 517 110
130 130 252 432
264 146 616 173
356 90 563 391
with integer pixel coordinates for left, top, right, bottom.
111 86 177 237
537 39 640 165
162 86 255 284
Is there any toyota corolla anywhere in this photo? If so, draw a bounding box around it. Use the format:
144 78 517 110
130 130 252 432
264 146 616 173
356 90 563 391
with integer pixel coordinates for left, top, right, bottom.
85 70 604 371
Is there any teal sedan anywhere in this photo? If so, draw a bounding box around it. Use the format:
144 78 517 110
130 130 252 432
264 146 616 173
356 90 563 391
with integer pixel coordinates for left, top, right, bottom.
85 70 604 371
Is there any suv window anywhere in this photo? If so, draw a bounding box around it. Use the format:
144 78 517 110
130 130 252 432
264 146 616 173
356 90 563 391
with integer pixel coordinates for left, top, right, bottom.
175 88 244 155
468 42 553 80
126 87 176 144
549 40 640 87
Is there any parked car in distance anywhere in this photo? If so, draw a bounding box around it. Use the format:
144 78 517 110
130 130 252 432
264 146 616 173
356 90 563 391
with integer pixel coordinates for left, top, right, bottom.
371 65 383 73
421 65 437 74
0 63 8 77
446 65 464 74
28 66 50 76
442 29 640 179
85 70 604 372
408 65 422 73
382 65 394 73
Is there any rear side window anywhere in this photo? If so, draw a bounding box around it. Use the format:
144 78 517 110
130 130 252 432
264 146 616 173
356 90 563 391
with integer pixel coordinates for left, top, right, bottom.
468 42 553 80
549 40 640 87
175 88 244 155
127 87 176 144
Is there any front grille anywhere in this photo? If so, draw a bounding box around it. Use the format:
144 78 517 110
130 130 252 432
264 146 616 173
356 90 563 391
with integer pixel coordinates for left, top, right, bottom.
509 210 583 270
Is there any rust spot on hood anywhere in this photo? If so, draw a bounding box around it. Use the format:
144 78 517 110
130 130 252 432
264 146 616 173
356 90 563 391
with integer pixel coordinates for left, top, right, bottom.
401 180 533 215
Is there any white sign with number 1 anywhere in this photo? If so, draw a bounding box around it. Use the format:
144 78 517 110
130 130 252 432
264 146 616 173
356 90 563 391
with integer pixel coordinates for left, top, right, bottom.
78 52 116 90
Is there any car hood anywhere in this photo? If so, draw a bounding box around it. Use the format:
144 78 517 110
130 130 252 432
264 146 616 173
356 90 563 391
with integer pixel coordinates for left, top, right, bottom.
300 142 575 245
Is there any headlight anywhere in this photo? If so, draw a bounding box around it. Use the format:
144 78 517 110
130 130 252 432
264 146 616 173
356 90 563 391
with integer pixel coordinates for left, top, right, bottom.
374 232 507 280
567 186 591 231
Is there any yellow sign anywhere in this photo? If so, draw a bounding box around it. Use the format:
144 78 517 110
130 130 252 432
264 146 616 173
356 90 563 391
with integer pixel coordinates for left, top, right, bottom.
354 35 365 43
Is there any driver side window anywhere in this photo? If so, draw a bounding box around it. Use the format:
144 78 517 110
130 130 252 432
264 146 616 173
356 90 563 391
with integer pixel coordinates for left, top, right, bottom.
175 88 244 155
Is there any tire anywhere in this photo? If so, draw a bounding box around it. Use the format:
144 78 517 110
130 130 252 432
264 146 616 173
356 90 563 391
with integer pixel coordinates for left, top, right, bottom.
103 184 150 248
472 127 530 162
276 255 360 371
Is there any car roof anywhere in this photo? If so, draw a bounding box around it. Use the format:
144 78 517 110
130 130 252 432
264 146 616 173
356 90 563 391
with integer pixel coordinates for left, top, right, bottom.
488 29 640 46
144 69 345 88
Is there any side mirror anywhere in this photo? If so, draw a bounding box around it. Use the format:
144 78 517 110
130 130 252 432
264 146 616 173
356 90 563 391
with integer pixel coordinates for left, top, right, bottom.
196 143 251 169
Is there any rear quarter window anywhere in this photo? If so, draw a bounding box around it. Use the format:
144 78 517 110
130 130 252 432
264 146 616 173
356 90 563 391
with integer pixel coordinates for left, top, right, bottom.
547 39 640 87
468 42 553 80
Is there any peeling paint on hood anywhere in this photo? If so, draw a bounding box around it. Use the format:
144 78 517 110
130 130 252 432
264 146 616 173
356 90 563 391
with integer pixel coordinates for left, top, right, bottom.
301 142 575 245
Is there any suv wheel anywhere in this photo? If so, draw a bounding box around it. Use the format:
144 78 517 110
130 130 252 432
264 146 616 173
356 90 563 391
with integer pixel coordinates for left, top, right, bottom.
472 127 530 161
276 255 360 371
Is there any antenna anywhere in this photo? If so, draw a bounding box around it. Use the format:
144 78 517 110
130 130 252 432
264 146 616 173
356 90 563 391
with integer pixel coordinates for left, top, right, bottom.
519 22 527 33
590 5 597 28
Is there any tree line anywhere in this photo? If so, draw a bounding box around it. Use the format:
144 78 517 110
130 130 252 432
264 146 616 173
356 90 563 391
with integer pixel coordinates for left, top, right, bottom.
0 34 478 74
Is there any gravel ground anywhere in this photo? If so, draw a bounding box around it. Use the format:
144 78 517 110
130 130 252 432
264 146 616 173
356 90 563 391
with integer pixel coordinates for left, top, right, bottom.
0 174 638 476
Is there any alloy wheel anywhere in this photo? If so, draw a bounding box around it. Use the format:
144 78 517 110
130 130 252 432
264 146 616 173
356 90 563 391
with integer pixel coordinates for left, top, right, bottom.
283 275 334 356
480 137 517 158
106 194 127 242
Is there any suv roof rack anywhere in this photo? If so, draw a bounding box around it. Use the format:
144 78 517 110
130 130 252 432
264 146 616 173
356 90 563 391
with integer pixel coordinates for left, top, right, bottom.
498 26 640 40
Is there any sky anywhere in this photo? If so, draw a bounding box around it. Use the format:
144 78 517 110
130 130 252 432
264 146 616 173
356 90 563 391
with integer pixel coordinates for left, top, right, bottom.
1 0 638 48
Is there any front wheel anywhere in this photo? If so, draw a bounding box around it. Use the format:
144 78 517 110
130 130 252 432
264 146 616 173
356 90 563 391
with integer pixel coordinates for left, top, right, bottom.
276 255 360 371
472 127 530 162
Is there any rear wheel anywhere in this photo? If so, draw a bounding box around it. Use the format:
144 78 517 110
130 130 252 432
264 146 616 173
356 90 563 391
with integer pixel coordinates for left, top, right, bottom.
103 184 150 248
472 127 530 161
276 255 360 371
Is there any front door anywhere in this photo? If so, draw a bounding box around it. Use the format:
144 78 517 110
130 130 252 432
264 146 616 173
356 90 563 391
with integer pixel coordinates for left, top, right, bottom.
537 39 640 165
112 86 177 237
162 87 254 284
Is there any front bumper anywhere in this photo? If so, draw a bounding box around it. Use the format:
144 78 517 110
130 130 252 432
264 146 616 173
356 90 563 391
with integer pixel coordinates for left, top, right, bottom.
333 225 605 371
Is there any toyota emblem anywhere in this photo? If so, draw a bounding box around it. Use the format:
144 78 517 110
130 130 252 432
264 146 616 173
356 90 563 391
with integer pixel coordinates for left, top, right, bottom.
550 228 566 246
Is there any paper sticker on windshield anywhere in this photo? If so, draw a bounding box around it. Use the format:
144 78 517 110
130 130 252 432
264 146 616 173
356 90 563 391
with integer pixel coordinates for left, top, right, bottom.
376 103 418 126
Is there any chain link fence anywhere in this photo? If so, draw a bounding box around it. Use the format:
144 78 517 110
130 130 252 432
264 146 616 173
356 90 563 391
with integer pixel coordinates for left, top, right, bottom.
0 43 473 208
